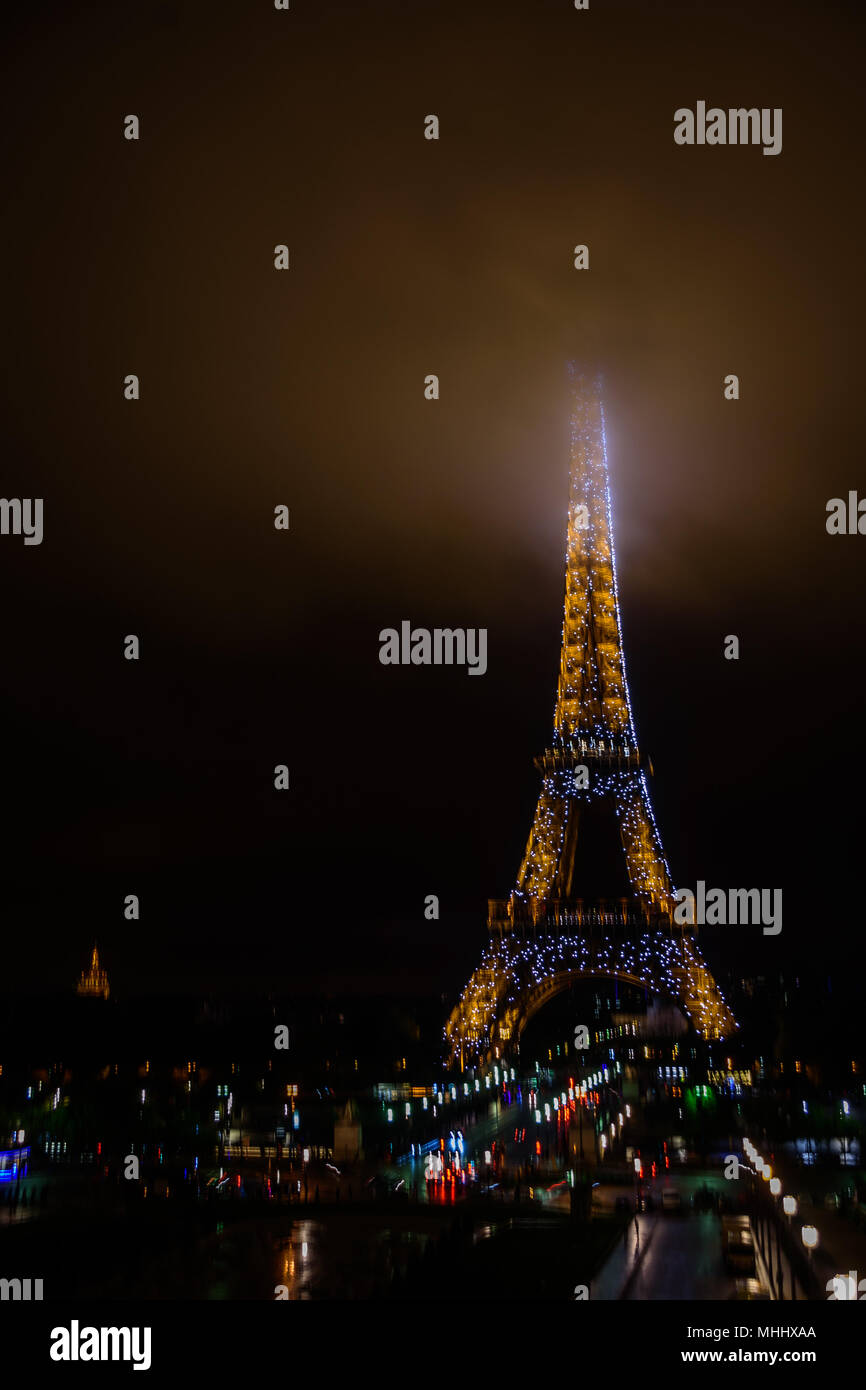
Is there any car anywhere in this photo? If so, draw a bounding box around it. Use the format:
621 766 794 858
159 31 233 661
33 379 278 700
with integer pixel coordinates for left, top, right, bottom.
729 1278 771 1300
721 1212 749 1229
661 1190 683 1213
724 1227 756 1275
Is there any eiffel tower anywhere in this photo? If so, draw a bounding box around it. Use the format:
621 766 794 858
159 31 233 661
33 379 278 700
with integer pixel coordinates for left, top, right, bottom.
446 367 735 1068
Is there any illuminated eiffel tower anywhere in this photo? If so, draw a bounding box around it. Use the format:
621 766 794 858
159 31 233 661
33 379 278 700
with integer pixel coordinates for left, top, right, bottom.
446 367 735 1067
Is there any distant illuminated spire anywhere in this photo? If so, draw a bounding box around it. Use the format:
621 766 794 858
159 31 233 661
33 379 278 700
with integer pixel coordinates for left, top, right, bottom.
77 942 110 999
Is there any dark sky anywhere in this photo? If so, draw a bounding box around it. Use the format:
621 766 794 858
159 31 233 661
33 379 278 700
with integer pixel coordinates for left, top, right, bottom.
1 0 863 997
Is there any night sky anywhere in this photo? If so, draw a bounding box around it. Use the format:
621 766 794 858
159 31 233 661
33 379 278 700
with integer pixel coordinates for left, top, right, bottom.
1 0 863 999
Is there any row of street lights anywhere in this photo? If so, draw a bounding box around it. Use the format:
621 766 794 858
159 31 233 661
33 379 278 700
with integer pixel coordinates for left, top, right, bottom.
743 1137 819 1297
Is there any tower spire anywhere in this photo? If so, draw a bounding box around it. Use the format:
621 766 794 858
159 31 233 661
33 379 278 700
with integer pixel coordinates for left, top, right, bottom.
555 364 635 744
76 941 110 999
512 368 673 918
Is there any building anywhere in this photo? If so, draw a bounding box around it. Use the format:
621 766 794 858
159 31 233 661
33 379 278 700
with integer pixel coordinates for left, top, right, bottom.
76 944 109 1000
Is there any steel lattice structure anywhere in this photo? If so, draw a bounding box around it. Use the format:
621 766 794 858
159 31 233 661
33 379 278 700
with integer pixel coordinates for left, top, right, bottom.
446 369 735 1067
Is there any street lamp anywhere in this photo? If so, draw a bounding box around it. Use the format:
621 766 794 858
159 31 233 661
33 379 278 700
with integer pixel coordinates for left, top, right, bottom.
802 1223 819 1286
779 1195 799 1298
765 1174 782 1296
762 1165 772 1182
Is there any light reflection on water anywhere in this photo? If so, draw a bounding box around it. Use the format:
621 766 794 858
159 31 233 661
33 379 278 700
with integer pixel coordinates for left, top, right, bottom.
124 1214 439 1299
268 1220 434 1299
274 1220 322 1300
